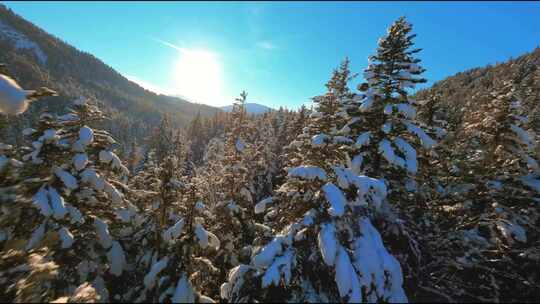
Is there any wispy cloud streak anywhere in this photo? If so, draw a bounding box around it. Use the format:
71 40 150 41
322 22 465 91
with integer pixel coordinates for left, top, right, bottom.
257 40 277 50
125 74 171 96
150 37 186 53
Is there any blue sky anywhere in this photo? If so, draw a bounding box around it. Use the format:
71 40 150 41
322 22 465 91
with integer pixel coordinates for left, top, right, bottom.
3 1 540 109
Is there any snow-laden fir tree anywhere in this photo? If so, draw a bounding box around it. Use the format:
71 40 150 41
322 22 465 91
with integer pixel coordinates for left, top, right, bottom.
348 16 433 185
126 140 144 175
326 57 357 106
463 82 540 193
415 92 449 193
417 81 540 302
0 97 136 302
271 106 308 187
261 60 353 230
220 62 408 303
324 17 436 299
187 111 208 166
195 92 271 293
278 58 354 180
127 119 220 302
249 113 279 202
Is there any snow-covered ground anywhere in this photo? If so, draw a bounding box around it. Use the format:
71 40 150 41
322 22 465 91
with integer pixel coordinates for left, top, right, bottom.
0 20 47 65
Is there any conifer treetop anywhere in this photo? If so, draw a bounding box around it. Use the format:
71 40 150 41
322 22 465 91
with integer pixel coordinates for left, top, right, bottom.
364 16 426 98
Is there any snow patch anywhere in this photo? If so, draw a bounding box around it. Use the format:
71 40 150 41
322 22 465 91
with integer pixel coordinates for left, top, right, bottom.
221 265 252 300
262 250 293 288
254 197 273 214
395 103 416 119
26 222 46 251
162 218 185 243
171 274 195 303
312 133 329 146
253 238 283 268
0 20 47 64
94 218 113 249
322 183 346 217
511 124 536 150
318 223 338 266
48 186 68 220
54 168 78 190
73 153 89 171
107 241 126 276
404 121 436 149
58 227 74 249
235 138 246 153
353 217 407 302
334 167 387 210
379 140 406 169
32 186 52 217
335 246 362 302
144 257 169 289
288 166 327 181
496 220 527 244
394 137 418 174
355 132 371 148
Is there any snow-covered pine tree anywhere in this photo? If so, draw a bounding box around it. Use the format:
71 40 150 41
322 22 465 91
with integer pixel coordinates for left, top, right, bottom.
0 97 135 302
0 140 21 204
327 17 437 299
278 58 353 179
263 60 353 230
417 81 540 302
463 82 539 194
251 113 279 202
348 16 432 186
128 122 220 302
416 92 449 193
271 106 307 187
220 62 408 303
195 134 226 209
187 111 208 165
196 92 270 294
131 170 220 303
126 140 143 175
326 57 357 101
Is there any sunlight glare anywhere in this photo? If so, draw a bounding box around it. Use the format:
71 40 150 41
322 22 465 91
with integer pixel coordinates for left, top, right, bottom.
173 48 225 106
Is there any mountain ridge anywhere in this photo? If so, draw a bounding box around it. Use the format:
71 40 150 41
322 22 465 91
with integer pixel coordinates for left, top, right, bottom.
220 103 273 114
414 46 540 134
0 4 219 146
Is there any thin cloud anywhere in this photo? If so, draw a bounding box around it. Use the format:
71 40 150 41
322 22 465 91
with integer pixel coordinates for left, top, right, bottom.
257 40 277 50
125 74 171 96
247 3 264 16
150 36 186 53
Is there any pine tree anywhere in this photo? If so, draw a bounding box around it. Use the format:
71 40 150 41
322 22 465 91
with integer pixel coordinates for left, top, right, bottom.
326 57 357 101
221 62 407 303
195 92 270 296
251 113 279 202
349 16 432 181
416 83 540 302
322 17 437 300
0 97 135 302
127 115 220 302
187 111 207 165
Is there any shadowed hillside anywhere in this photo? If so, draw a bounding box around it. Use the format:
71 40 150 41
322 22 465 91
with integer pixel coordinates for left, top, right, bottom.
0 4 219 147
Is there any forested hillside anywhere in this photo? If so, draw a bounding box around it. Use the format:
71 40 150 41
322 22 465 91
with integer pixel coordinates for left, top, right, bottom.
0 13 539 304
0 4 219 148
415 47 540 135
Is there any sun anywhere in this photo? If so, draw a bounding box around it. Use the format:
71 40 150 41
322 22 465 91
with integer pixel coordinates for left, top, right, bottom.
173 48 225 106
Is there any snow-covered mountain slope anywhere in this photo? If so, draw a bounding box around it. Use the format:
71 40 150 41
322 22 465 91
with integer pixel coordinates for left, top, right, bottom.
0 4 219 146
0 19 47 65
221 103 273 114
